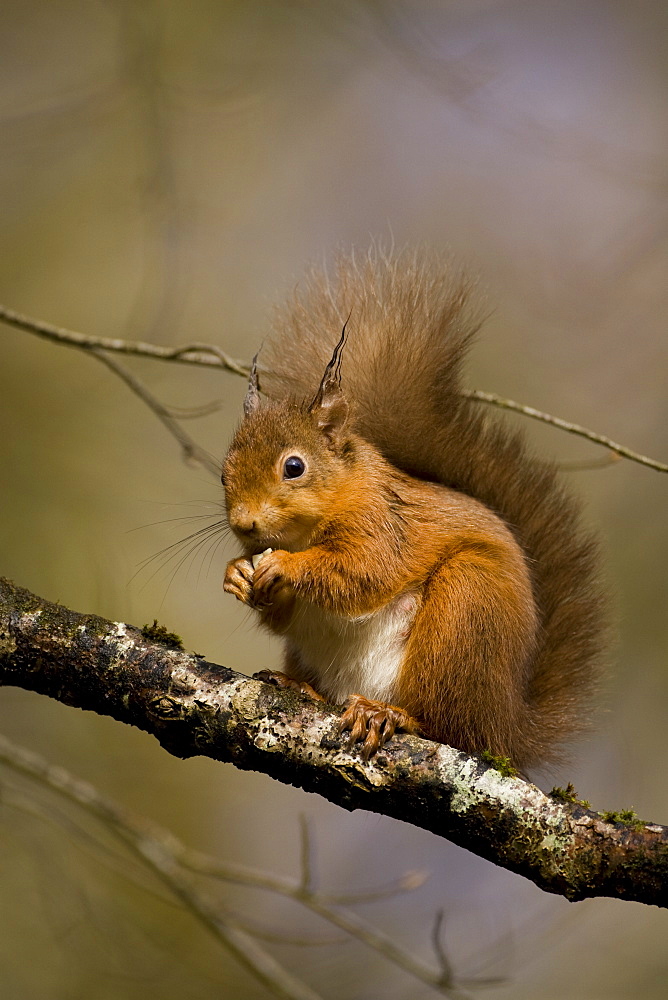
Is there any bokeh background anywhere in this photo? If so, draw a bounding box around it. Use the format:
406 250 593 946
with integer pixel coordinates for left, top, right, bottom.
1 2 667 998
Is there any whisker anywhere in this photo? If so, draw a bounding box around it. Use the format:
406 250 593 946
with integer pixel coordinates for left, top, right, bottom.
203 529 232 584
197 531 226 586
134 519 229 569
137 527 230 605
162 534 227 584
130 520 229 589
135 495 222 506
127 512 225 533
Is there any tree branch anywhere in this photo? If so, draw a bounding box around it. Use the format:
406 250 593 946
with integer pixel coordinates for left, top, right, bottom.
1 576 666 908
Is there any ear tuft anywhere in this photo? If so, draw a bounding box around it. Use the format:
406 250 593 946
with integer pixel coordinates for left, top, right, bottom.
243 352 261 417
308 323 350 445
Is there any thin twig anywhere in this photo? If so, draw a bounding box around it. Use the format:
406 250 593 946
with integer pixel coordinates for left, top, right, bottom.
462 389 668 473
559 451 623 472
121 835 325 1000
188 857 471 997
4 787 345 949
0 734 324 1000
0 303 248 375
165 399 223 419
318 870 428 906
2 787 179 909
2 301 665 474
0 732 469 998
431 910 455 987
89 348 220 478
225 917 347 949
298 814 315 894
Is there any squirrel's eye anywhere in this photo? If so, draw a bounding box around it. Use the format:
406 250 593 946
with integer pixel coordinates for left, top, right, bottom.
283 456 305 479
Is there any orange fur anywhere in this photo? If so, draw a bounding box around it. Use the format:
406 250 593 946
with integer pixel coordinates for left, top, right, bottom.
222 247 605 769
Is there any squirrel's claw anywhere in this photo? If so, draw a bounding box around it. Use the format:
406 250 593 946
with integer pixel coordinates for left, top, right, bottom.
254 669 326 702
223 557 255 605
338 694 420 760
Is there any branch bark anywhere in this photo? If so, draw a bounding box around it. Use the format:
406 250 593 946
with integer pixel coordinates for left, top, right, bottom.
1 575 666 909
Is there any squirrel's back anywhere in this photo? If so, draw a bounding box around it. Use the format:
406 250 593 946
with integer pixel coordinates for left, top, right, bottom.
261 247 605 767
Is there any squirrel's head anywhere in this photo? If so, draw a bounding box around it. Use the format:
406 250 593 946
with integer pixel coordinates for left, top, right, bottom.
222 330 352 552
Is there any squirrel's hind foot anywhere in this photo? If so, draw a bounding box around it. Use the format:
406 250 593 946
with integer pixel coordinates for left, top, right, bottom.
338 694 421 760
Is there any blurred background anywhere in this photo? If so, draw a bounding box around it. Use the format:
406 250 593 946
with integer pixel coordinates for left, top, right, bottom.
1 1 666 997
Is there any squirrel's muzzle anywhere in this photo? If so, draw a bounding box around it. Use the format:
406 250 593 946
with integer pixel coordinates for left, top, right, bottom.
229 504 259 538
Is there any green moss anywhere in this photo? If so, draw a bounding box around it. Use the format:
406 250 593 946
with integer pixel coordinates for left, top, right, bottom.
600 808 646 831
548 788 646 826
141 619 184 650
480 750 519 778
549 783 590 809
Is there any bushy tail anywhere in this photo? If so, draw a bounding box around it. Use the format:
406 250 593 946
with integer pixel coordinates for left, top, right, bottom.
262 247 606 767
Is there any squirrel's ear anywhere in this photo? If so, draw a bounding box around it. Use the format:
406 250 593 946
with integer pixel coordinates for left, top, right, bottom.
310 382 349 445
309 325 350 446
243 353 261 417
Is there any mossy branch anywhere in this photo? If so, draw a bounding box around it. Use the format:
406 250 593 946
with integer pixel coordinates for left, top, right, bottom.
1 576 666 909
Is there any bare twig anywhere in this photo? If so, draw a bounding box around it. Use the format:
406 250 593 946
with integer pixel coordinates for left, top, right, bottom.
222 918 346 949
0 303 248 375
462 389 668 473
89 348 220 477
558 451 623 472
0 733 470 997
2 301 665 474
0 735 324 1000
126 843 325 1000
164 399 223 419
317 870 428 906
431 910 455 988
178 856 471 996
298 814 315 894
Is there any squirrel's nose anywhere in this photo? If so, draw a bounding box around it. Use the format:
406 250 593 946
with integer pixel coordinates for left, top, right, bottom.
230 505 257 536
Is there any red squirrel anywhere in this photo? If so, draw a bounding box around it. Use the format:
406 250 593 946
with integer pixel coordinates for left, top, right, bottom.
222 249 604 769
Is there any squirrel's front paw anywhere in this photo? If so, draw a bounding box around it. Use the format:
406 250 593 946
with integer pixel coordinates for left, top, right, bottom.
223 557 255 605
251 550 293 608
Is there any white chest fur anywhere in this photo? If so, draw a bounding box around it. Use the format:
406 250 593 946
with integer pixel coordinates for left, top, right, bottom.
285 591 419 704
